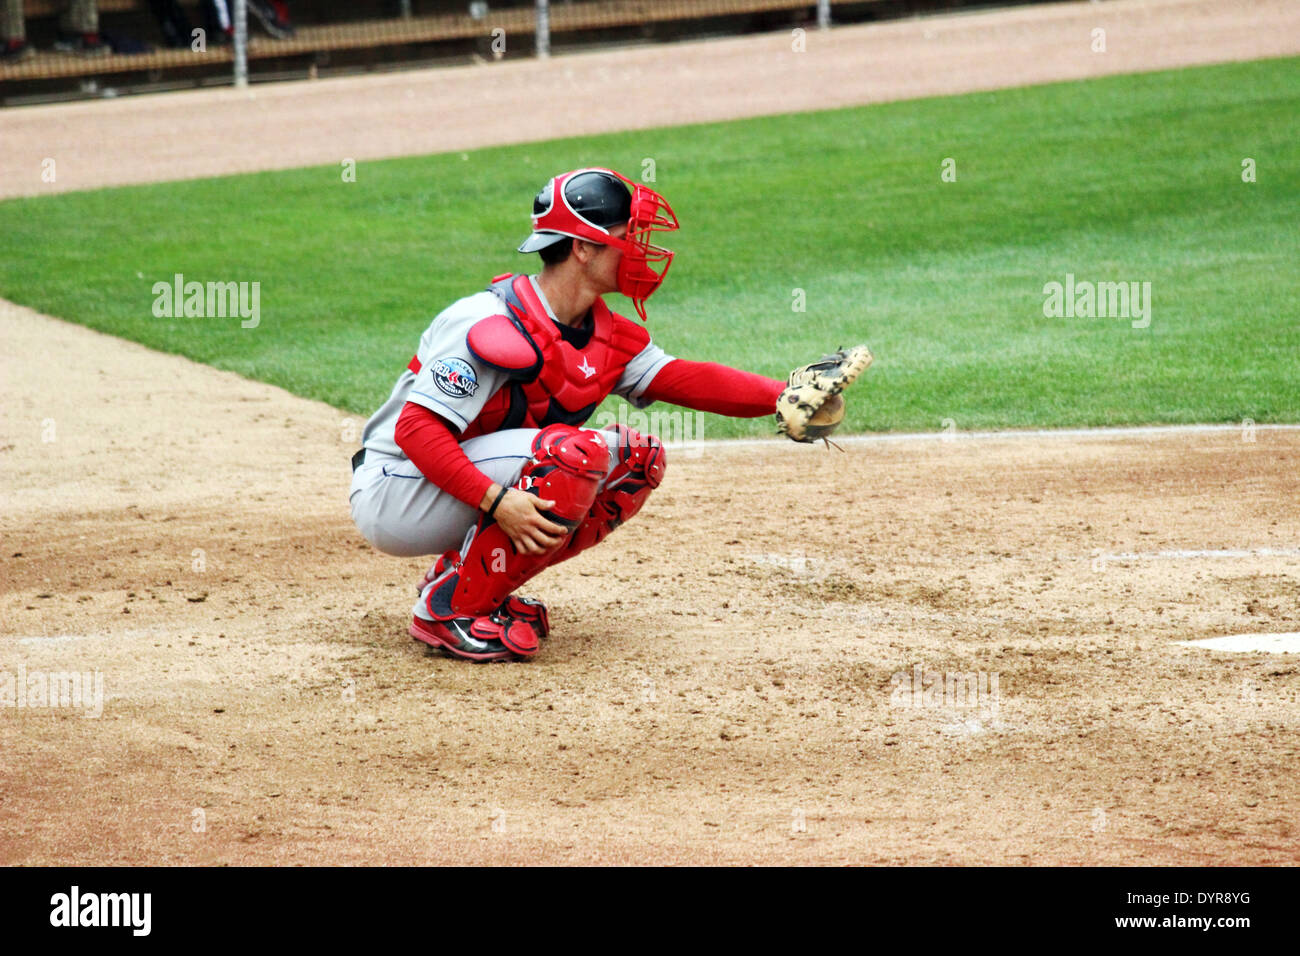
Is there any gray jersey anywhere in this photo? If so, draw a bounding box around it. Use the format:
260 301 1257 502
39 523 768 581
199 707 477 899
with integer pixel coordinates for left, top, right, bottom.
360 276 674 459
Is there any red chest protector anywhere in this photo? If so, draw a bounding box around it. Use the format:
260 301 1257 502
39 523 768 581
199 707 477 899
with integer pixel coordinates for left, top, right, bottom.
457 274 650 441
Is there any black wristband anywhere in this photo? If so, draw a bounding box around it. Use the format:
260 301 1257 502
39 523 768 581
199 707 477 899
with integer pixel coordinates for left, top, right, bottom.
485 486 509 519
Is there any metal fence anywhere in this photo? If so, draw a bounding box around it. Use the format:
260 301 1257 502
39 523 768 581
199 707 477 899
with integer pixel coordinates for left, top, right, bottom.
0 1 1054 100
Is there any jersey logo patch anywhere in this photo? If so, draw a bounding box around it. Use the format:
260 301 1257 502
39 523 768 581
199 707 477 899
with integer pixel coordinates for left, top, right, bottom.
432 358 480 399
578 357 597 379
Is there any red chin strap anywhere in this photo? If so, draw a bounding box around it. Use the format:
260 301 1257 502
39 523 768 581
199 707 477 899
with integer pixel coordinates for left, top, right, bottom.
533 167 679 320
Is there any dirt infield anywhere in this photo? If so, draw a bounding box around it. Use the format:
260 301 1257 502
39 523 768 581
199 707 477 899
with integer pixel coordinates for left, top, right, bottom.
2 0 1298 865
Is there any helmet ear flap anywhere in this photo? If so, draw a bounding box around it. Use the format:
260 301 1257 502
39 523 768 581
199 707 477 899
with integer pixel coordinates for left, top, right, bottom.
533 181 555 217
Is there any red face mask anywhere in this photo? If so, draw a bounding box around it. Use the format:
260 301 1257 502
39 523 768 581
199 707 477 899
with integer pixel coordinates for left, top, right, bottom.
527 168 679 320
605 180 679 321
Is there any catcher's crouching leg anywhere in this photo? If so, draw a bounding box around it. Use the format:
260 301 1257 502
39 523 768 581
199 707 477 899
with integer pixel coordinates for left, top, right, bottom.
548 424 666 565
421 424 607 659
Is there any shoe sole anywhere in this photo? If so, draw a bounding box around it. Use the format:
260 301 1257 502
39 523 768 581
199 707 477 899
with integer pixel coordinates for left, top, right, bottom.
409 617 513 662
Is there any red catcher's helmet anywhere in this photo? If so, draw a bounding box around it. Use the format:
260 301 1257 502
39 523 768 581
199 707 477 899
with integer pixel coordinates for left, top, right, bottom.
517 167 678 321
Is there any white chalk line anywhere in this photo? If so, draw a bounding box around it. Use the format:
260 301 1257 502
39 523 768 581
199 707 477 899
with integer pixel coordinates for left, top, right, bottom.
745 545 1298 569
1175 633 1300 654
8 629 166 646
668 423 1300 450
1102 547 1300 562
14 635 88 645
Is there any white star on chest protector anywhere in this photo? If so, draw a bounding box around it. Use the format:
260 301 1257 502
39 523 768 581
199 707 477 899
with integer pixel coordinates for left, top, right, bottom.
578 357 597 379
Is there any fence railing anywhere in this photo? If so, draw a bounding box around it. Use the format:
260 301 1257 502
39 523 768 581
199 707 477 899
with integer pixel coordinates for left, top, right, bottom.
0 1 1003 92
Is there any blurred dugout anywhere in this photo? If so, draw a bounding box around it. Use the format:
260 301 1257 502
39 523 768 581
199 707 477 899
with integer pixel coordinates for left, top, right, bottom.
0 1 1057 102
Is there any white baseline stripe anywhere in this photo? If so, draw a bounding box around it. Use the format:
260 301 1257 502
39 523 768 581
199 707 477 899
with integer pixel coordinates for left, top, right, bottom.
1104 547 1300 561
1176 633 1300 654
666 423 1300 450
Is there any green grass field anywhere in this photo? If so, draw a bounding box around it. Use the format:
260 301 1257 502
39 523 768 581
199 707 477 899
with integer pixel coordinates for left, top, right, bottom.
2 57 1297 436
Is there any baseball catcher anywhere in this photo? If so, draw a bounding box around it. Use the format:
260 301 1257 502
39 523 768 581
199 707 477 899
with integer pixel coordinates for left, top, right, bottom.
348 167 872 661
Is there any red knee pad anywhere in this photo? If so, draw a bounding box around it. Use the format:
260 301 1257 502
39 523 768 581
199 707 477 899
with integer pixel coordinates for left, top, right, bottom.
518 424 610 522
603 424 666 498
446 424 608 616
556 425 666 560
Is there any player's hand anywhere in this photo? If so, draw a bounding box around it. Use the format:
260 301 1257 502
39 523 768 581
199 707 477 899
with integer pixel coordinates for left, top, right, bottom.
492 488 569 555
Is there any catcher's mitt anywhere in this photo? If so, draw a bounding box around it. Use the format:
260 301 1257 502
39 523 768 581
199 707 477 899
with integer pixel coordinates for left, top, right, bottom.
775 344 873 444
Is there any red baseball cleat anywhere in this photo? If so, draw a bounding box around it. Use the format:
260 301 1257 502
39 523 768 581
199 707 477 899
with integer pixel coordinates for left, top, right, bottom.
410 614 514 662
410 609 541 661
415 551 550 646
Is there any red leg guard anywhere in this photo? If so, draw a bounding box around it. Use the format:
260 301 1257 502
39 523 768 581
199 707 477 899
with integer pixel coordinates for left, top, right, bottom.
414 548 460 595
429 424 608 622
549 425 666 565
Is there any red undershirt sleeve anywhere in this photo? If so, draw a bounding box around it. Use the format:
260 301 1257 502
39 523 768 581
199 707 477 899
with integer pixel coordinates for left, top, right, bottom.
640 359 785 418
394 401 494 509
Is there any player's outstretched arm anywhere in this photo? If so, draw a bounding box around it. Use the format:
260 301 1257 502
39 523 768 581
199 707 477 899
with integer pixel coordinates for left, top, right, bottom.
638 348 874 442
639 359 785 418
